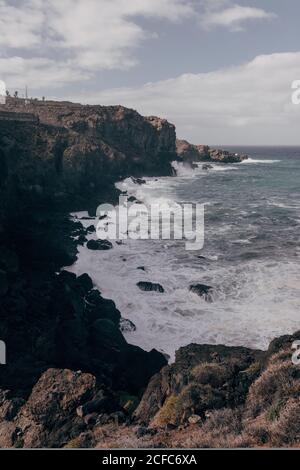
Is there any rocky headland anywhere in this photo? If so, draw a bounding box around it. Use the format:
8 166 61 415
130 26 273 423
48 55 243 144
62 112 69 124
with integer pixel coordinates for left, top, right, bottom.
176 139 248 164
0 98 298 449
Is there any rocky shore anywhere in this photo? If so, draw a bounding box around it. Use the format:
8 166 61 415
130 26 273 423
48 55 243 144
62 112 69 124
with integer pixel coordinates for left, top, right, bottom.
176 139 248 164
0 330 298 448
0 98 298 448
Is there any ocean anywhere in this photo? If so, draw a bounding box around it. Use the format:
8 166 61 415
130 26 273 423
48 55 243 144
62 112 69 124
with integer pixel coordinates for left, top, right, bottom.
68 147 300 360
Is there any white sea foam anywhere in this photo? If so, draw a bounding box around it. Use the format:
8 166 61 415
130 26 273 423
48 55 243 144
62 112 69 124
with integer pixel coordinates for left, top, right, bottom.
67 232 300 361
241 158 281 164
172 161 238 176
66 156 300 362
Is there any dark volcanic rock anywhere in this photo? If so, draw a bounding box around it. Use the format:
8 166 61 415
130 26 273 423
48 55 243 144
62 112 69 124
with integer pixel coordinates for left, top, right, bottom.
77 273 94 294
132 177 146 185
86 225 96 233
0 269 8 297
134 343 263 426
189 284 213 301
0 248 19 274
10 369 98 448
176 140 210 163
86 239 113 251
120 318 137 333
137 281 165 293
0 98 177 214
85 289 121 325
202 164 213 170
0 266 166 399
128 196 138 203
176 139 248 165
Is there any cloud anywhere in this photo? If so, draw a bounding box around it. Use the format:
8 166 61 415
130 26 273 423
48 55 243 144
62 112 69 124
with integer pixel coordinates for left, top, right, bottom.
200 1 276 32
0 0 277 91
71 52 300 145
0 0 44 48
0 0 195 89
0 56 91 90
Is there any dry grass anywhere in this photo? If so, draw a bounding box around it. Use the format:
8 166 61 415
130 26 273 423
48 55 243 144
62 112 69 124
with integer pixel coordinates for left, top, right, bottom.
89 343 300 449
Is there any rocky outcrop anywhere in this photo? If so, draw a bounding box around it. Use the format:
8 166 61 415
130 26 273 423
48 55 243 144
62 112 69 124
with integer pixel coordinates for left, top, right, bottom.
1 332 296 448
134 343 263 426
189 284 213 301
176 140 210 162
176 139 248 164
137 282 165 293
0 265 166 398
130 332 300 448
86 239 113 251
0 368 115 448
0 98 174 448
0 98 177 216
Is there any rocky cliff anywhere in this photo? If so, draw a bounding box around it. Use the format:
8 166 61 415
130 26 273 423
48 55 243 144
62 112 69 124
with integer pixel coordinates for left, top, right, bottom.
0 98 298 449
176 139 248 164
0 98 177 215
0 99 173 441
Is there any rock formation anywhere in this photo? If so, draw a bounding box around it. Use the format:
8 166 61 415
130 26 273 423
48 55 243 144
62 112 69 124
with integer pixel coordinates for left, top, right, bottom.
176 139 248 164
0 332 298 448
0 98 173 447
0 98 177 214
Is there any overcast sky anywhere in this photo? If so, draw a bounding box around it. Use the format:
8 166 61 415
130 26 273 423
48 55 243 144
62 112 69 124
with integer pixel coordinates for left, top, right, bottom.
1 0 300 144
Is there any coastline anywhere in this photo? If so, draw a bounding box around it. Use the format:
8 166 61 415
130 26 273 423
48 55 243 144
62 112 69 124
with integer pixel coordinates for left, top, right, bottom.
0 98 299 448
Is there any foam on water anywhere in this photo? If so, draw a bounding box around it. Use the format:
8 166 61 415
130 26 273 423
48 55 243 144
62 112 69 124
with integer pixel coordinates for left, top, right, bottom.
241 158 281 164
68 234 300 361
67 153 300 361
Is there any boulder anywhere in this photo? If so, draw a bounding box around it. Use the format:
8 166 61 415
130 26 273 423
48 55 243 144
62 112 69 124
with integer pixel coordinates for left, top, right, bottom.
137 282 165 293
188 414 201 425
120 318 137 333
132 178 146 185
189 284 213 301
77 273 93 294
13 368 98 448
86 225 96 233
86 239 113 251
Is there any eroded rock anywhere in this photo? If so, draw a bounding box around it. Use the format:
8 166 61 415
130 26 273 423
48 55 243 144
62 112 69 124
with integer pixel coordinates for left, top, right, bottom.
86 239 113 251
137 282 165 293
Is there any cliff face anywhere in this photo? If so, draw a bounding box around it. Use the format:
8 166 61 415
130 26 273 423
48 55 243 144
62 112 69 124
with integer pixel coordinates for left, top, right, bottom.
0 100 171 408
0 99 177 214
0 99 176 217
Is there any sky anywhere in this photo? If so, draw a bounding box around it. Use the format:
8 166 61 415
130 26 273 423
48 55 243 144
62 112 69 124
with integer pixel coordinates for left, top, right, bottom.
1 0 300 145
